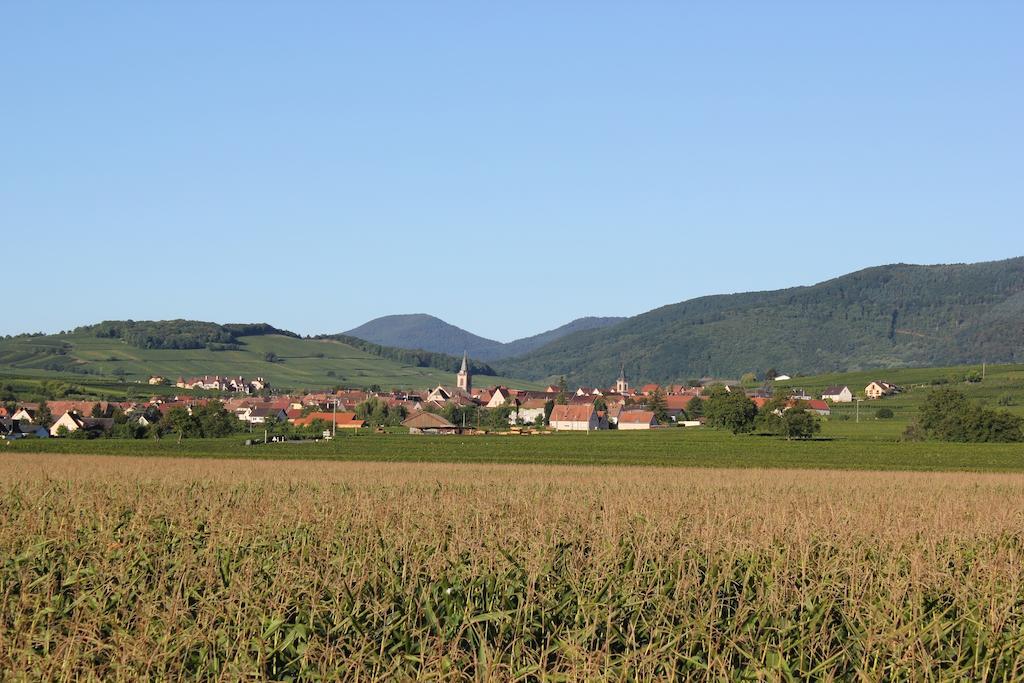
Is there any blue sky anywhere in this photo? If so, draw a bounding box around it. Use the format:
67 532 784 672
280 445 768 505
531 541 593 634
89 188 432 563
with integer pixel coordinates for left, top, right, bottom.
3 2 1022 341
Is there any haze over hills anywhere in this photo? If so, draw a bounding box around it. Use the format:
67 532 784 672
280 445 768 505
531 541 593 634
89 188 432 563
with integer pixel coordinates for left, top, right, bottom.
496 257 1024 386
343 314 625 360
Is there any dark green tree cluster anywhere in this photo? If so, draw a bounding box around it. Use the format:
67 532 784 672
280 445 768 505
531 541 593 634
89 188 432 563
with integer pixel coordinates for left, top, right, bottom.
756 407 820 440
495 258 1024 385
703 388 758 434
910 389 1023 442
354 397 407 427
76 320 298 351
165 401 244 440
646 387 670 424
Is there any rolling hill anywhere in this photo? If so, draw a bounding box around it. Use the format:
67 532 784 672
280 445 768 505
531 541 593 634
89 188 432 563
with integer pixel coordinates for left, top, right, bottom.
343 314 624 360
495 258 1024 386
0 322 538 390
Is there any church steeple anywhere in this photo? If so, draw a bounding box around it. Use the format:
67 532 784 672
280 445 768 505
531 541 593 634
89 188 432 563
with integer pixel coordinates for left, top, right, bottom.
457 351 471 393
615 362 629 394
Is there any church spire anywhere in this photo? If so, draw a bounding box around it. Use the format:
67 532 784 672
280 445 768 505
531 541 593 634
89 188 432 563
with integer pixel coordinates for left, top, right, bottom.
616 362 629 394
457 351 471 393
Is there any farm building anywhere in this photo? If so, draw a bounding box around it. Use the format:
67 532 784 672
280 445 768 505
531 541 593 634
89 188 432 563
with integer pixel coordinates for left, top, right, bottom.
821 385 853 403
617 410 659 430
402 412 461 435
291 412 366 429
549 404 600 431
805 400 832 416
865 381 898 399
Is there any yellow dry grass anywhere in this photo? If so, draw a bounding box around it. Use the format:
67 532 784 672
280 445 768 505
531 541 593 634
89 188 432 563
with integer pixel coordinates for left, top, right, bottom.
3 454 1024 679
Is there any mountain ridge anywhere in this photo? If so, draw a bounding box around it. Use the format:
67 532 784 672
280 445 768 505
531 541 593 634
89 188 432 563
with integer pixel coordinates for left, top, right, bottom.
494 257 1024 385
342 314 625 360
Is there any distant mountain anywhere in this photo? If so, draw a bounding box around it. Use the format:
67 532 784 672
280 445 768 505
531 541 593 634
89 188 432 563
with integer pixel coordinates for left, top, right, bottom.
495 258 1024 386
343 314 624 360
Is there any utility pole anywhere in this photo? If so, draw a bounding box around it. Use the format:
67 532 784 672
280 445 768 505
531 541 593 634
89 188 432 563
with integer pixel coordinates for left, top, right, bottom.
332 398 337 438
855 398 861 423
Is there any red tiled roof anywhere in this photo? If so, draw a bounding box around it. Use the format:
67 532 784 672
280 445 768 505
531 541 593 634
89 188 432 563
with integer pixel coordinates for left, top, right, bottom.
549 404 594 423
292 412 362 427
665 395 697 410
619 410 656 424
520 398 548 409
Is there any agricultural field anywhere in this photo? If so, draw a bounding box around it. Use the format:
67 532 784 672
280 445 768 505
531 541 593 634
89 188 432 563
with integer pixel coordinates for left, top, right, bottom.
3 455 1024 678
6 420 1024 471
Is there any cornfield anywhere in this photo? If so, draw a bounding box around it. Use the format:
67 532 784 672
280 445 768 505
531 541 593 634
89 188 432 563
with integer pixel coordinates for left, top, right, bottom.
3 454 1024 679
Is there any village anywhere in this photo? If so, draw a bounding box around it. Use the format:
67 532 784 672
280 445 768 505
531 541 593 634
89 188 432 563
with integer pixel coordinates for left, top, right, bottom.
0 351 903 440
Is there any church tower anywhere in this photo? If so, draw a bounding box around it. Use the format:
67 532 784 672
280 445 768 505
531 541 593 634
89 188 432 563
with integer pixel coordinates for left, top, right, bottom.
615 363 629 394
457 351 472 394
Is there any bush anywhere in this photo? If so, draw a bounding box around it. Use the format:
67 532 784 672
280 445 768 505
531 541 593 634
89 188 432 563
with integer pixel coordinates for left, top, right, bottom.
875 407 894 419
998 394 1015 407
916 389 1023 442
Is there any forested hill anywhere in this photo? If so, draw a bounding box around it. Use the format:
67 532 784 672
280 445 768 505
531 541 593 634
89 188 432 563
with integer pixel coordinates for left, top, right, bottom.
343 314 624 360
495 258 1024 386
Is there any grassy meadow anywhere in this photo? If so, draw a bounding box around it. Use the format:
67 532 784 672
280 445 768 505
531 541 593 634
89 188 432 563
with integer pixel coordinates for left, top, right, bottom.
4 455 1024 679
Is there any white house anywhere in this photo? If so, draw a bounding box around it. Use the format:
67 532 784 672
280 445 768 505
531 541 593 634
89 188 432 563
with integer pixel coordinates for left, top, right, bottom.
486 386 512 409
821 385 853 403
549 404 600 431
617 410 658 430
865 381 898 399
510 398 547 425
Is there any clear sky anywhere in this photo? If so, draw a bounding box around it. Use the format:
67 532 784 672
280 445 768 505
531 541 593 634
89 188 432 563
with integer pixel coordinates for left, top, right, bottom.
3 2 1022 341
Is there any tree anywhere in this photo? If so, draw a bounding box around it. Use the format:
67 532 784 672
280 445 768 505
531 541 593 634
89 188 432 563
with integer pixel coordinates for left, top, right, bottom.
646 387 669 424
264 351 279 363
781 408 820 440
914 388 1023 443
556 376 568 405
542 400 554 426
593 397 608 412
194 401 239 437
36 400 53 427
90 402 104 418
765 368 778 381
740 372 758 385
686 396 704 419
875 407 894 419
167 407 200 443
704 391 758 434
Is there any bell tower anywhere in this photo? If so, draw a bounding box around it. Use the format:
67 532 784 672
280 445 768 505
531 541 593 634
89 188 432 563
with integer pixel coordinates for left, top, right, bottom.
456 351 471 393
615 363 628 394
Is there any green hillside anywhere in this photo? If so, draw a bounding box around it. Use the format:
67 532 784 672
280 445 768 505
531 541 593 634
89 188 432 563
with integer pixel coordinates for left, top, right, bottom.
0 328 538 391
497 258 1024 385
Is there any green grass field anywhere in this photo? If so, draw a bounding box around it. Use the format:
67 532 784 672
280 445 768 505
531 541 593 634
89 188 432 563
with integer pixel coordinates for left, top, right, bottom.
8 426 1024 471
0 332 539 390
